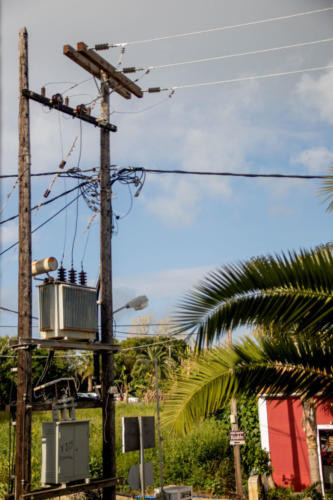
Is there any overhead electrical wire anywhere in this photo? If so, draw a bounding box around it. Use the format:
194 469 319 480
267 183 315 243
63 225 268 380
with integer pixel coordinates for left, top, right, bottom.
98 6 333 48
0 193 82 257
145 64 333 94
0 180 95 226
0 168 97 179
129 36 333 73
71 122 83 267
0 306 38 320
118 166 332 180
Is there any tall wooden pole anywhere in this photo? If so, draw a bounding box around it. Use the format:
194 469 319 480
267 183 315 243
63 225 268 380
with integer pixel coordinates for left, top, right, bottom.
227 329 243 499
16 27 32 499
100 72 116 500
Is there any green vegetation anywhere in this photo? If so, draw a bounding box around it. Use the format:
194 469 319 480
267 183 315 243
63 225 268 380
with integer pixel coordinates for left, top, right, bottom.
0 400 265 498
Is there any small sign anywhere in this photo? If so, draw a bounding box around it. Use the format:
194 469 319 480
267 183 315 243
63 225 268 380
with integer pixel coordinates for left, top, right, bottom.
230 430 245 445
127 463 154 490
122 416 155 452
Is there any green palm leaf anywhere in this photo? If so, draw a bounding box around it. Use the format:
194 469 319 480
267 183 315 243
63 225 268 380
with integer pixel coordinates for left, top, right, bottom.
319 167 333 212
174 247 333 348
162 334 333 436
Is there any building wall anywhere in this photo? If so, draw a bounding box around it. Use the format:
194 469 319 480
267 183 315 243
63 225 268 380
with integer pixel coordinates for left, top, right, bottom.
259 397 333 492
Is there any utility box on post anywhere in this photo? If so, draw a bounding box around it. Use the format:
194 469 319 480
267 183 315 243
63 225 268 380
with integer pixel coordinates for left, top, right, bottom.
41 420 90 485
38 281 97 340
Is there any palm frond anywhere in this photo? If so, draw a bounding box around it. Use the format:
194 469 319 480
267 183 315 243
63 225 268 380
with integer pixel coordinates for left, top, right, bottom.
174 247 333 348
162 334 333 436
319 167 333 212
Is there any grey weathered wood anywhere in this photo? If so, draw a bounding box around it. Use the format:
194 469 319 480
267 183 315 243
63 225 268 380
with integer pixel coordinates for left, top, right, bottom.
64 44 131 99
16 27 33 500
9 338 120 352
5 476 121 499
6 399 103 413
100 72 116 500
77 42 143 98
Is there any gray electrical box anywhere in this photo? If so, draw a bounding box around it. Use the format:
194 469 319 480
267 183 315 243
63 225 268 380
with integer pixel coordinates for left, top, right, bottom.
38 281 98 340
41 420 89 485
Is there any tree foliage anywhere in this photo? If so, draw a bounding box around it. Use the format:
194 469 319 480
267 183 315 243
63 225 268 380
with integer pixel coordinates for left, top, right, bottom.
175 246 333 349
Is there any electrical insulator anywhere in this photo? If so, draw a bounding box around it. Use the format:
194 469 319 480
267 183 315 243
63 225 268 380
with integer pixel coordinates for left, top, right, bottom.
57 265 66 282
79 269 87 286
41 87 46 97
59 160 66 169
69 267 77 284
43 189 51 198
75 104 87 116
51 93 63 105
65 96 69 106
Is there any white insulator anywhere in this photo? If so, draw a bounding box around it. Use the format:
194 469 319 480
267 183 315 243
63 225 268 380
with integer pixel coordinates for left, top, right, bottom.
32 257 58 276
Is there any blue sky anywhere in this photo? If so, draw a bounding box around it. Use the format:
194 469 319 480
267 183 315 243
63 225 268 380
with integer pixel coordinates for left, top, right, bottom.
2 0 333 339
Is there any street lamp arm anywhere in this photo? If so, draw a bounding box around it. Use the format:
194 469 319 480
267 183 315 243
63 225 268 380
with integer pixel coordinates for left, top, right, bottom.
113 295 149 315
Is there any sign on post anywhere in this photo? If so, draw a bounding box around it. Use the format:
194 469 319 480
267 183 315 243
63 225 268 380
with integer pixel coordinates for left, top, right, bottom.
127 463 154 490
230 430 245 445
122 416 155 452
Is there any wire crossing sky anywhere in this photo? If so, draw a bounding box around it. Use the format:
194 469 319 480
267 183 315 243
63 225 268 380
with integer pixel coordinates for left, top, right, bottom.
2 0 333 334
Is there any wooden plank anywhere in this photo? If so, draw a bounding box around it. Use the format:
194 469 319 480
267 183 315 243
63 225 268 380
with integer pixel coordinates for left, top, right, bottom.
63 44 102 78
9 338 120 352
22 89 117 132
64 44 131 100
7 477 122 499
6 399 103 413
77 42 143 98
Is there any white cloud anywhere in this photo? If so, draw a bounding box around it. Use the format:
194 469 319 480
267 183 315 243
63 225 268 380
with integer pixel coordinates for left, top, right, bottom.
297 68 333 124
292 147 333 174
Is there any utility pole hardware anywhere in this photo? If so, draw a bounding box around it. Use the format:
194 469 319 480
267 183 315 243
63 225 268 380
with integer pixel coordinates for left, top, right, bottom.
11 32 143 500
64 41 143 500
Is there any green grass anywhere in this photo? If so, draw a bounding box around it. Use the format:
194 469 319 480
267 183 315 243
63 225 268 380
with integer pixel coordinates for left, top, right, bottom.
0 404 234 497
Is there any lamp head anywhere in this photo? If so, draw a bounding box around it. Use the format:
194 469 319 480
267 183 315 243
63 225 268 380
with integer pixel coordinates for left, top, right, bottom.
126 295 149 311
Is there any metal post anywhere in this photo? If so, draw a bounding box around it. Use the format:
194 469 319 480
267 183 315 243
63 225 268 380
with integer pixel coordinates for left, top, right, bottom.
154 358 164 494
227 329 243 498
15 27 32 500
138 416 145 500
100 71 115 500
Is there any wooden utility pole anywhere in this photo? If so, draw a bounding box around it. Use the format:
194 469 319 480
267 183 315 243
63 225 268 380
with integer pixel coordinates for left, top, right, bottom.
16 27 32 499
99 71 116 500
227 329 243 499
63 42 143 500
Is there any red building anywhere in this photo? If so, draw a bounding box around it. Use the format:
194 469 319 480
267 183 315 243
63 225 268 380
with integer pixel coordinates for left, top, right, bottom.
258 396 333 495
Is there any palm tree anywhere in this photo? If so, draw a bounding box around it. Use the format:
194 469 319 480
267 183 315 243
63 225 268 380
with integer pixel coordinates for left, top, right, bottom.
175 246 333 349
133 344 176 389
163 332 333 485
167 246 333 488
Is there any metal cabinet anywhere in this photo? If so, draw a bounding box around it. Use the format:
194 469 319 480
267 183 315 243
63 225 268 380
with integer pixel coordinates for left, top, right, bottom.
41 420 89 484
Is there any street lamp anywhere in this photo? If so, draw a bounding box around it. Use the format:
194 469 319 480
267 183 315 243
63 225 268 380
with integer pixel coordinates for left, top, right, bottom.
113 295 149 315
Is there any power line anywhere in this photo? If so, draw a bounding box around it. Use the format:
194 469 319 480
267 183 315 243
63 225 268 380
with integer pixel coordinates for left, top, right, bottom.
0 306 38 320
0 180 94 226
146 64 333 93
0 193 82 257
128 37 333 73
100 7 333 47
120 336 190 352
130 167 331 180
0 168 97 179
